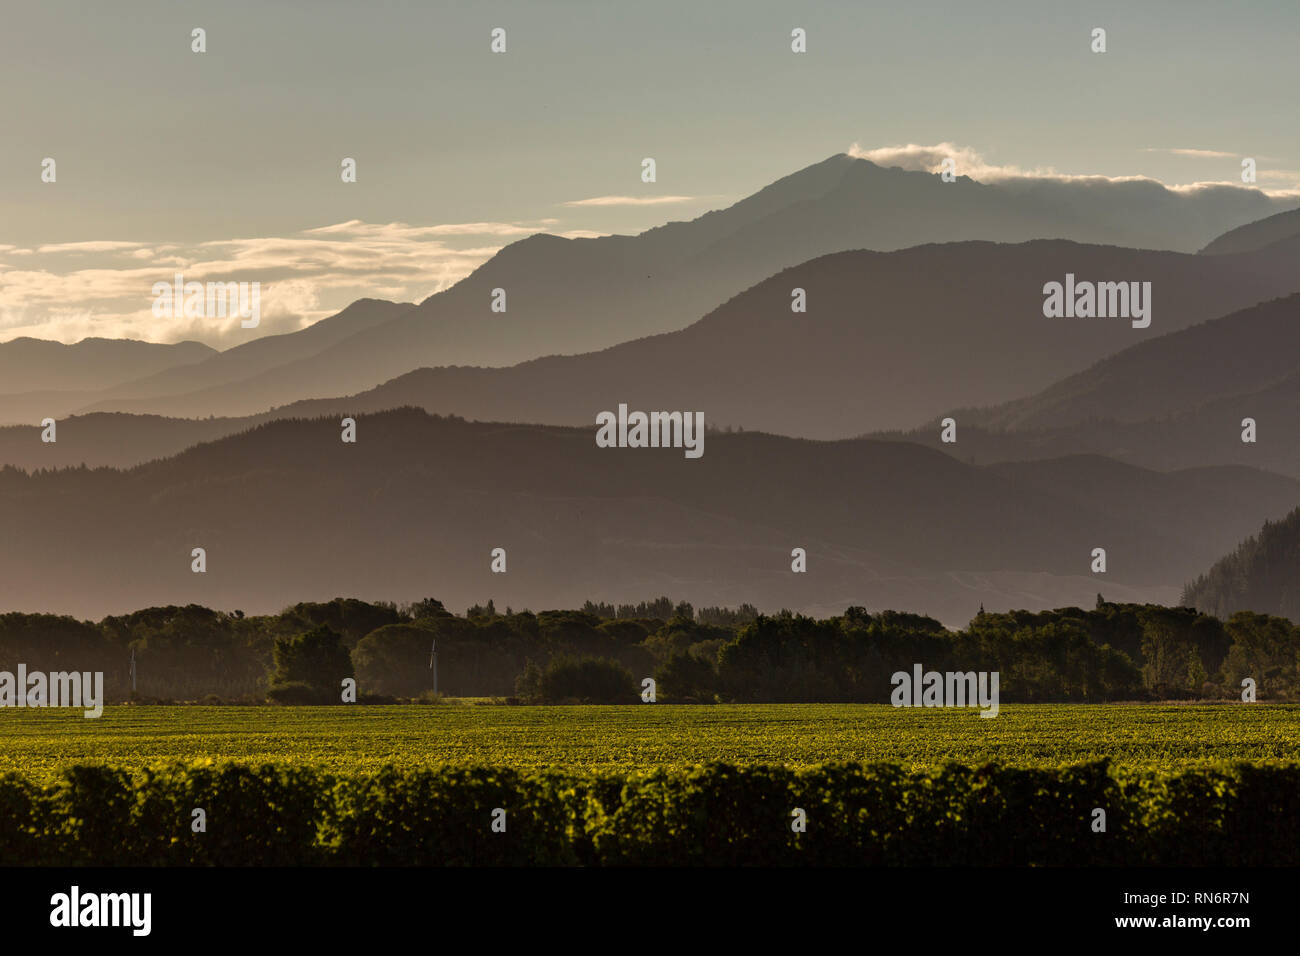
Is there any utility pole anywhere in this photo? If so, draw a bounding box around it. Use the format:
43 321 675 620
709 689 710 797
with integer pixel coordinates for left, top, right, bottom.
129 648 136 693
429 639 438 695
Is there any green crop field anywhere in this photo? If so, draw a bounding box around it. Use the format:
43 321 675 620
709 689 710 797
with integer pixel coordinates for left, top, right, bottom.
3 702 1300 783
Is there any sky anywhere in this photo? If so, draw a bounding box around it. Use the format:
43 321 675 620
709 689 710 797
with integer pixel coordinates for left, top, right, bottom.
2 0 1298 347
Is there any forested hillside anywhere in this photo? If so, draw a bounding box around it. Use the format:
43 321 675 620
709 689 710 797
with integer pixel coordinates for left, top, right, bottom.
1184 507 1300 621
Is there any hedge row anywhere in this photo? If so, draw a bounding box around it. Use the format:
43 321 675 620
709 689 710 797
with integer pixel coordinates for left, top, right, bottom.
1 760 1297 866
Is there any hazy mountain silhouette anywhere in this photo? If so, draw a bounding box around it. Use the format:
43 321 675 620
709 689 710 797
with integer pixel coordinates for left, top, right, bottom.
961 292 1300 429
0 337 213 423
1183 507 1300 622
64 155 1298 421
87 298 413 403
0 412 255 469
875 294 1300 477
1 409 1296 626
1201 207 1300 255
230 238 1300 440
0 299 412 425
9 241 1299 471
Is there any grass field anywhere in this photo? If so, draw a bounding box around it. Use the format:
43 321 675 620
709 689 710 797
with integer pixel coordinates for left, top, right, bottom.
3 702 1300 782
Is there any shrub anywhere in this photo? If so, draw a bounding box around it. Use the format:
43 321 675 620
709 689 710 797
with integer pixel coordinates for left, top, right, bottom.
537 656 637 704
327 767 576 865
5 761 1300 866
266 681 333 705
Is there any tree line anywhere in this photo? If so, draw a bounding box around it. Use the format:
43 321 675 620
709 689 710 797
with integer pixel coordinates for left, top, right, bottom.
0 595 1297 704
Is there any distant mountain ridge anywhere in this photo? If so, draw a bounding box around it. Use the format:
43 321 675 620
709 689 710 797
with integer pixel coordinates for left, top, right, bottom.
0 299 412 425
23 153 1297 423
1201 207 1300 255
0 336 213 394
1 408 1295 626
227 237 1300 439
875 294 1300 478
5 237 1300 470
959 291 1300 429
86 298 414 404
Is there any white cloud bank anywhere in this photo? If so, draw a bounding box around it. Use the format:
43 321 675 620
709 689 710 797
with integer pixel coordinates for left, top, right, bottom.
0 220 556 347
563 195 698 207
847 141 1300 195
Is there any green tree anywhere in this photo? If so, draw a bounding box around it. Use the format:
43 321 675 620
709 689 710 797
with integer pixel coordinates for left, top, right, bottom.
537 656 637 703
352 623 437 697
656 651 718 702
267 625 353 704
514 658 543 702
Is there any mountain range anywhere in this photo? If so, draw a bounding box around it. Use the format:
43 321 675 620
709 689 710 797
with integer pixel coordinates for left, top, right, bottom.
0 299 411 424
2 408 1296 626
4 153 1296 425
4 153 1300 624
0 336 214 393
870 293 1300 478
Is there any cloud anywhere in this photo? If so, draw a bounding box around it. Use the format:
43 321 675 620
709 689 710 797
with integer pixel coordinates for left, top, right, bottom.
0 220 526 347
562 195 697 207
34 240 149 254
303 219 549 238
847 141 1300 194
1140 147 1238 159
847 142 1072 181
